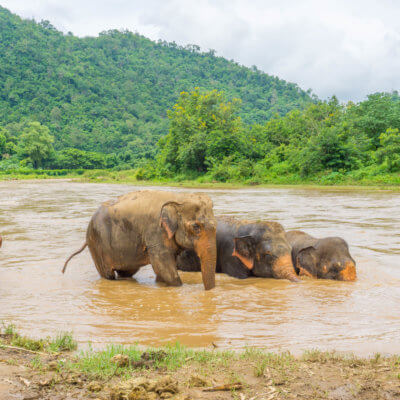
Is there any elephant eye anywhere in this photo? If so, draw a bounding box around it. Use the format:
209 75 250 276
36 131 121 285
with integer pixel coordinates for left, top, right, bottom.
260 250 273 258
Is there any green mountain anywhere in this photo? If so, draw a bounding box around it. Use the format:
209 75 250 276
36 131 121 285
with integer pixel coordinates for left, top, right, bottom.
0 6 313 162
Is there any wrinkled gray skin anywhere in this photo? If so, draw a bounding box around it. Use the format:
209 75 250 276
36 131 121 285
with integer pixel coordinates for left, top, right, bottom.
178 217 299 281
286 230 357 281
63 190 217 290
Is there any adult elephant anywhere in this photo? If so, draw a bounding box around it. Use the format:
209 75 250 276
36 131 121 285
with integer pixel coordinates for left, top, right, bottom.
63 190 217 290
286 230 356 281
178 217 299 282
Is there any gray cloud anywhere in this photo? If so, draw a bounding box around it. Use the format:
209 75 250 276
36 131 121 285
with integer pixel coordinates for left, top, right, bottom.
2 0 400 101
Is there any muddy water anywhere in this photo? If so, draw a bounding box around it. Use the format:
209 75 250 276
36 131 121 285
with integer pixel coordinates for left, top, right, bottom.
0 181 399 355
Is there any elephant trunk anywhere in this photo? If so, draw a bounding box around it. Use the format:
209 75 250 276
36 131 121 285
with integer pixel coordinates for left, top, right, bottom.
194 230 217 290
272 254 300 282
339 261 357 281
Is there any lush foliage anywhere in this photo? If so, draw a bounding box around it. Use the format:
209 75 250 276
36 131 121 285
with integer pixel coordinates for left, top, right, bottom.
0 6 312 170
158 88 246 174
16 122 54 168
376 128 400 172
150 90 400 183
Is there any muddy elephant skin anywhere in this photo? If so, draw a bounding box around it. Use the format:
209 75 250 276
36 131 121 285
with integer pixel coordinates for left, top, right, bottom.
286 230 357 281
178 217 299 282
63 190 217 290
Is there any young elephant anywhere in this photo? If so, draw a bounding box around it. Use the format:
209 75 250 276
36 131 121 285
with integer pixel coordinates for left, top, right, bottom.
63 190 217 290
178 217 299 282
285 230 357 281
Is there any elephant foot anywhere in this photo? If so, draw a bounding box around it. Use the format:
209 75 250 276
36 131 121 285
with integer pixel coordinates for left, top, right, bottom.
167 278 183 286
155 274 182 286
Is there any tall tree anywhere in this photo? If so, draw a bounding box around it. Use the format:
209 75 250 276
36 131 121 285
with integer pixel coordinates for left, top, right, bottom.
17 122 54 168
376 128 400 172
159 88 244 174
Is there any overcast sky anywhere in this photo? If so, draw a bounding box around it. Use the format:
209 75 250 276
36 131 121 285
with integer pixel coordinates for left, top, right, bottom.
2 0 400 101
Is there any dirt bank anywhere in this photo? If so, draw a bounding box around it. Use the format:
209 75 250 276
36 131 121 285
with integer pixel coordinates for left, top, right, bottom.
0 331 399 400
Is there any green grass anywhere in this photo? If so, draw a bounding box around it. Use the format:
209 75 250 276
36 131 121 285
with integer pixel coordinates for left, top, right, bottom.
2 324 400 385
68 343 300 381
47 332 77 352
10 335 46 352
68 342 236 379
254 358 269 377
0 322 76 353
1 167 400 190
69 343 142 379
241 347 295 366
301 349 371 368
30 355 44 370
301 349 343 363
2 322 17 336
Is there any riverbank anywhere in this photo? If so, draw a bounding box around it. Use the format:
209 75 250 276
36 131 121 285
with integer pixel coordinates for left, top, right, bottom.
0 326 399 400
1 168 400 191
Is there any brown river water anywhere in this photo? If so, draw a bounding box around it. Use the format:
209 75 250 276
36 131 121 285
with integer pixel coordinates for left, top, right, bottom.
0 181 399 355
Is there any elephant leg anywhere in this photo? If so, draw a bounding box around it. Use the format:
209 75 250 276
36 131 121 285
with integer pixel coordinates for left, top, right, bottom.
88 243 116 280
149 249 182 286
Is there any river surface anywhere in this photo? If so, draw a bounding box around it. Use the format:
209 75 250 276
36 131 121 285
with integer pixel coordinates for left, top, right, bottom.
0 181 399 355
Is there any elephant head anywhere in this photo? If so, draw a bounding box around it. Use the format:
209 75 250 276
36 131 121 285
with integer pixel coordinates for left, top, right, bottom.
160 195 217 290
295 237 356 281
232 222 299 282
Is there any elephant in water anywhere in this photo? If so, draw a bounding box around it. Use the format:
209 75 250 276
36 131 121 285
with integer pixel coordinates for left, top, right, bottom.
177 217 299 282
63 190 217 290
285 230 357 281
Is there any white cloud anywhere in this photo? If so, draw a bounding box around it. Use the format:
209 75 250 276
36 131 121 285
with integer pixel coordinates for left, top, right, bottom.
2 0 400 101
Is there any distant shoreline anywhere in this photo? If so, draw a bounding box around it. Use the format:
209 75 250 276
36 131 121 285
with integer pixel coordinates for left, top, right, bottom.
1 170 399 191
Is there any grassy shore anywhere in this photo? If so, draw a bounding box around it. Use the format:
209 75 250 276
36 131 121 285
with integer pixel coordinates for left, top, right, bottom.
1 324 399 399
1 168 400 191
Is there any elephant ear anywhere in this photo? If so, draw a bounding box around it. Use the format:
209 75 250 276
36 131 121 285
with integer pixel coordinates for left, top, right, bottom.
232 235 256 270
297 246 317 278
160 202 181 240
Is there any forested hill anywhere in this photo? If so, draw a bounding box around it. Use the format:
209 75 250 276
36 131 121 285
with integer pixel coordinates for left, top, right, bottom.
0 6 313 159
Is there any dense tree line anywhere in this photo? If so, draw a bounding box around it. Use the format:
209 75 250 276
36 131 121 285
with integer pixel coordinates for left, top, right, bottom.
1 88 399 184
145 89 400 182
0 6 312 170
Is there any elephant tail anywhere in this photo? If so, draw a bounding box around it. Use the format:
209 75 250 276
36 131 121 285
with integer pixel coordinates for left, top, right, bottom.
62 242 87 274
